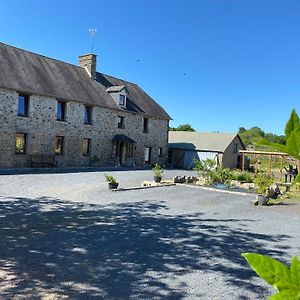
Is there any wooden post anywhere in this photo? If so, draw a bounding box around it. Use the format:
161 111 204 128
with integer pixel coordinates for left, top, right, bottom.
242 153 245 171
269 155 272 171
280 156 283 181
255 154 260 171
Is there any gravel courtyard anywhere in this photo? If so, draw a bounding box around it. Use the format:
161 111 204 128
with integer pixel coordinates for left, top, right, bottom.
0 169 299 299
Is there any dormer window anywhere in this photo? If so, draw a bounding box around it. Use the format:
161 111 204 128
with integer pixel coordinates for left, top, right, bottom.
106 85 127 108
119 94 126 106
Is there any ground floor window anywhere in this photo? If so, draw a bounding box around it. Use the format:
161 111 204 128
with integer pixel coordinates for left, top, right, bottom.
83 138 91 156
15 133 27 154
55 136 64 155
158 147 163 157
144 147 152 164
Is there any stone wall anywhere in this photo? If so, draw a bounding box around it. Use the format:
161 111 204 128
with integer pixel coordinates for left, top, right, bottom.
0 88 169 168
222 136 244 169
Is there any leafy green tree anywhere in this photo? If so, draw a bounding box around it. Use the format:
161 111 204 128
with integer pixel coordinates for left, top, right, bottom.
239 127 246 134
264 133 286 145
239 126 265 146
240 127 286 147
170 124 195 131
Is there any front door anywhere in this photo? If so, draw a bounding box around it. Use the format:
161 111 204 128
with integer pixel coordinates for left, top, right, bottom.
118 142 124 166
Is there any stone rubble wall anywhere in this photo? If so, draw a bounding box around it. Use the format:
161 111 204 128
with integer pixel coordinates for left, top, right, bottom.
0 88 169 168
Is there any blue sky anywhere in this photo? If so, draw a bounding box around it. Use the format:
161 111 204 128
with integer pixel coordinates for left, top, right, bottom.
1 0 300 135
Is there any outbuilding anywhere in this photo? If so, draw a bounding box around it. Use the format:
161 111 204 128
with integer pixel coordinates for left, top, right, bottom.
168 131 245 169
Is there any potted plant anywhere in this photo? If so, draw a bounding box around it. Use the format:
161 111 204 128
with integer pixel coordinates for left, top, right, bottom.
105 174 119 190
253 171 274 205
153 163 164 183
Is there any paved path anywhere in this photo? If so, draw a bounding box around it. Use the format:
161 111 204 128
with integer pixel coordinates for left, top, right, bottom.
0 169 299 299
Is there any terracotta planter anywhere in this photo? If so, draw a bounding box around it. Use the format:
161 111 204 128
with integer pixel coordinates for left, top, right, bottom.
108 182 119 190
154 176 162 183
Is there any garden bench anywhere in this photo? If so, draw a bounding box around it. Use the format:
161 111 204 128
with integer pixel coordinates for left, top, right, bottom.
275 182 292 192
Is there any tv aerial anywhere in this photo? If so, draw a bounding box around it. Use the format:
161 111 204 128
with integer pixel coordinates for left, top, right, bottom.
89 28 97 54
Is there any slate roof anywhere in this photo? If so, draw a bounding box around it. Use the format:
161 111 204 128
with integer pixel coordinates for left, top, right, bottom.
0 42 171 120
112 134 136 144
168 131 245 153
106 85 125 92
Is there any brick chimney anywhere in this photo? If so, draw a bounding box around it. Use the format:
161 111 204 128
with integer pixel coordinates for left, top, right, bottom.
79 54 97 79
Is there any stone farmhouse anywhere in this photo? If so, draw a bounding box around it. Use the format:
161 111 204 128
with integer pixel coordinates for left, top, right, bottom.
0 42 171 168
168 131 246 169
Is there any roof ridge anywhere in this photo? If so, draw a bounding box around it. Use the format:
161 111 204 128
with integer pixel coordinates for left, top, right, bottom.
0 41 83 70
171 131 237 135
98 71 138 86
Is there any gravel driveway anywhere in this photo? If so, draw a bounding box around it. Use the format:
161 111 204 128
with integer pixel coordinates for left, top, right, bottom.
0 169 299 299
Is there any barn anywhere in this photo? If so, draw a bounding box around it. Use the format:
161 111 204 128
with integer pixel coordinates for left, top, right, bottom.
168 131 245 169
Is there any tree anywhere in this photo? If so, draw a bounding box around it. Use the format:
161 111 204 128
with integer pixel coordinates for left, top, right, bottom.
264 133 285 145
285 109 300 139
239 126 265 146
169 124 195 131
238 127 246 134
261 109 300 182
239 126 286 147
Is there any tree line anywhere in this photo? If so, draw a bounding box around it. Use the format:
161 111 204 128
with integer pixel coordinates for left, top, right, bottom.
238 127 285 147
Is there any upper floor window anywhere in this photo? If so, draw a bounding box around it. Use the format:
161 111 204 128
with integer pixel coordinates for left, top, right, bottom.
143 118 149 133
118 116 125 129
84 105 92 125
83 138 91 156
55 136 64 155
119 94 126 106
18 94 29 117
15 133 27 154
57 100 66 121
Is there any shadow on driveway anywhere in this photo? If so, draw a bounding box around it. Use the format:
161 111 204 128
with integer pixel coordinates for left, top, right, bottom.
0 196 291 299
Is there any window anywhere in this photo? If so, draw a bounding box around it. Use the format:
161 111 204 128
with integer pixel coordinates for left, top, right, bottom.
15 133 26 154
233 143 238 154
143 118 149 133
57 100 66 121
84 106 92 124
118 116 125 129
83 138 91 156
119 94 126 106
18 94 29 117
55 136 64 155
158 147 163 157
144 147 152 164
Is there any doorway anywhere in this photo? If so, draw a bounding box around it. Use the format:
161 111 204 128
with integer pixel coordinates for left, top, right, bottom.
118 142 124 166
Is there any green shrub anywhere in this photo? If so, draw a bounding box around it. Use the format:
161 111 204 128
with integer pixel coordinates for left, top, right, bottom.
234 171 253 183
215 167 234 183
104 174 118 184
254 170 274 195
193 158 216 184
152 163 164 178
